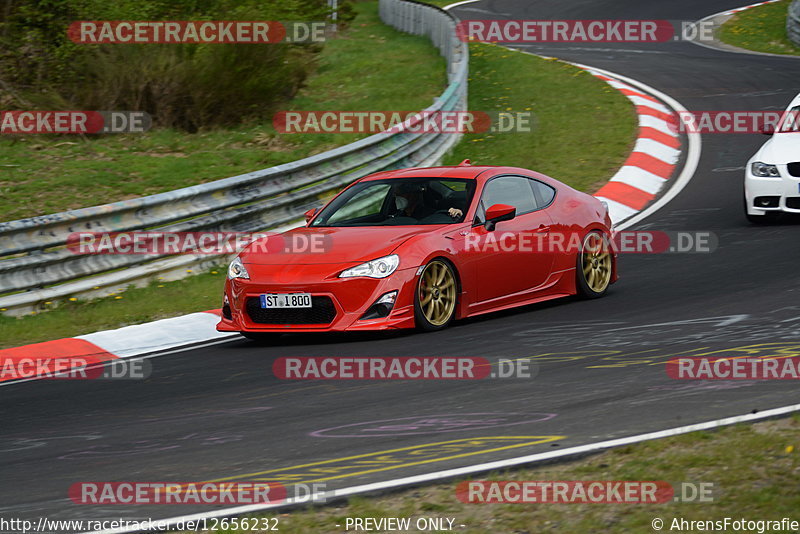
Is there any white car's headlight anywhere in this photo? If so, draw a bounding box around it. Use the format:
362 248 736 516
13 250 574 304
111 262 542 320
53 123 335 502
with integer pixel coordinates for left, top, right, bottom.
339 254 400 279
227 256 250 280
752 162 781 178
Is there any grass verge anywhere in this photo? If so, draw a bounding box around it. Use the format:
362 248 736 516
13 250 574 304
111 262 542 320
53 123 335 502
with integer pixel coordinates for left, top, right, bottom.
717 0 800 56
0 10 637 349
211 417 800 533
443 43 636 193
0 2 445 221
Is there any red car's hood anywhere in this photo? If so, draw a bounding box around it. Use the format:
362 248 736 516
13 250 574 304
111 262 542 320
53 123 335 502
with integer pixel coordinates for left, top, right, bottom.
239 225 442 265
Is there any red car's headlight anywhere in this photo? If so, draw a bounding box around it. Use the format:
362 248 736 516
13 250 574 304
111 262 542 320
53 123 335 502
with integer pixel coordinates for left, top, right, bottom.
339 254 400 279
227 256 250 280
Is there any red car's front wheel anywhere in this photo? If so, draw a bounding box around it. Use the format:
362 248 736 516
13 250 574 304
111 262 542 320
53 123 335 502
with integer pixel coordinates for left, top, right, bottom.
414 259 458 331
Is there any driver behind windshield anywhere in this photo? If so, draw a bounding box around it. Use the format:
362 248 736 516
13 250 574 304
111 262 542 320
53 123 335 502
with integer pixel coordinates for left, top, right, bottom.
393 182 463 220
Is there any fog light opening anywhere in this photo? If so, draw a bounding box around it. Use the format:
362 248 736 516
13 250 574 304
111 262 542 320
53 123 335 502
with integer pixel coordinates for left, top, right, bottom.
359 291 398 321
222 294 232 320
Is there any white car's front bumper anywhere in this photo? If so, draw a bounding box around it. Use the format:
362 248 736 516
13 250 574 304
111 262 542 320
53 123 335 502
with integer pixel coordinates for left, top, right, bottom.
744 161 800 215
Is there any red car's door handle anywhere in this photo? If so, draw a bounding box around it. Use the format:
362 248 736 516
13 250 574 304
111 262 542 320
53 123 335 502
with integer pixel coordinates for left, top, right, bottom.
536 224 550 233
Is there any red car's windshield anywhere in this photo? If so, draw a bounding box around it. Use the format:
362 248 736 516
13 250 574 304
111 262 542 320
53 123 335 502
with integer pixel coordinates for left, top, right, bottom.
310 177 476 227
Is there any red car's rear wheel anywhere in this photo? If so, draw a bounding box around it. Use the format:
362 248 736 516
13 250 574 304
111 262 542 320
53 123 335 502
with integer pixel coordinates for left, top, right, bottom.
577 231 612 298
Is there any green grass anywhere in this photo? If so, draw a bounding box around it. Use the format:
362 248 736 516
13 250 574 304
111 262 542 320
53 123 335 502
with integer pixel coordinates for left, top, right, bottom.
201 417 800 533
0 2 446 222
0 9 637 348
443 43 636 193
718 0 800 56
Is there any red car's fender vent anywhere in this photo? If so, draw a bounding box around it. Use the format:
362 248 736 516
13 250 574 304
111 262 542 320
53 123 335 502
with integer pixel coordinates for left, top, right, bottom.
245 296 337 325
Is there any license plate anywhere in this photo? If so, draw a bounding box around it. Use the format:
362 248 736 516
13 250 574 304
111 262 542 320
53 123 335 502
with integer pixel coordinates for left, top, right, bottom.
260 293 312 309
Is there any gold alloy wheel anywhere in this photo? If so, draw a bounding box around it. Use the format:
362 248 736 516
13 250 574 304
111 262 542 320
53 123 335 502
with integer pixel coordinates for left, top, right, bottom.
581 232 612 293
418 260 457 326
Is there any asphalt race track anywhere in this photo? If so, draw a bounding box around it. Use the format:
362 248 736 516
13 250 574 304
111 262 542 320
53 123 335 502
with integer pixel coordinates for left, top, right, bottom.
3 0 800 526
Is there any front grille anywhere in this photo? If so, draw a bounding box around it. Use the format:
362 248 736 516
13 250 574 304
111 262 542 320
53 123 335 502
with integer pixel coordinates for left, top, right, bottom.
787 162 800 178
246 296 336 325
787 197 800 209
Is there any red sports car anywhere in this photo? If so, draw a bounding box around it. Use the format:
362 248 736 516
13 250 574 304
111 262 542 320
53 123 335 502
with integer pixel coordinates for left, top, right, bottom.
216 162 616 339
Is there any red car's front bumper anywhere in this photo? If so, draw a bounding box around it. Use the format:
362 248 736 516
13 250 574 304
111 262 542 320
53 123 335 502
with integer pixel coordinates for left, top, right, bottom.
216 263 420 333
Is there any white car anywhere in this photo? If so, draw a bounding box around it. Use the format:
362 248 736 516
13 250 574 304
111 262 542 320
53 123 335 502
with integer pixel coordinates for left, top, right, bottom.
744 93 800 223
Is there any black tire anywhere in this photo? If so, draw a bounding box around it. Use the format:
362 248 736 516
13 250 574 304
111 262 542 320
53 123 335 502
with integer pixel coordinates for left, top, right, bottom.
241 332 281 344
576 231 613 299
414 259 458 332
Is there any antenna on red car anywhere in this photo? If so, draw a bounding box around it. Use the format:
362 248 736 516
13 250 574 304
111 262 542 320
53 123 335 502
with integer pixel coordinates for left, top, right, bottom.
458 159 471 166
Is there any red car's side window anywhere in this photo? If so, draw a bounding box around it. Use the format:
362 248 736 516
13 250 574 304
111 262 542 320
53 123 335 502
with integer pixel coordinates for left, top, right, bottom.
475 175 555 222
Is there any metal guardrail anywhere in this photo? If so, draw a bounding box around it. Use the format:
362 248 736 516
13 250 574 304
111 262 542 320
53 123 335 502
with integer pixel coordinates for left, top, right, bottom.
789 0 800 47
0 0 468 316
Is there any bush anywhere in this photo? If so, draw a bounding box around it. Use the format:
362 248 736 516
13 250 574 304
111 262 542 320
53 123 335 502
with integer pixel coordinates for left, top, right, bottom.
0 0 354 130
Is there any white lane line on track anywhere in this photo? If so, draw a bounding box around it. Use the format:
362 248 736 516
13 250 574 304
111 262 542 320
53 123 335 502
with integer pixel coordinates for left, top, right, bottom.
86 402 800 534
442 0 481 10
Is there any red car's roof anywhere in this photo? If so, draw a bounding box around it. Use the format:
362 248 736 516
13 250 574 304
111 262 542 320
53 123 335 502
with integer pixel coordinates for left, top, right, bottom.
360 164 550 183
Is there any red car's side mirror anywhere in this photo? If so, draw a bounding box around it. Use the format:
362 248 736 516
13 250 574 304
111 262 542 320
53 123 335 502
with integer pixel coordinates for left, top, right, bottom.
304 207 318 224
484 203 516 231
